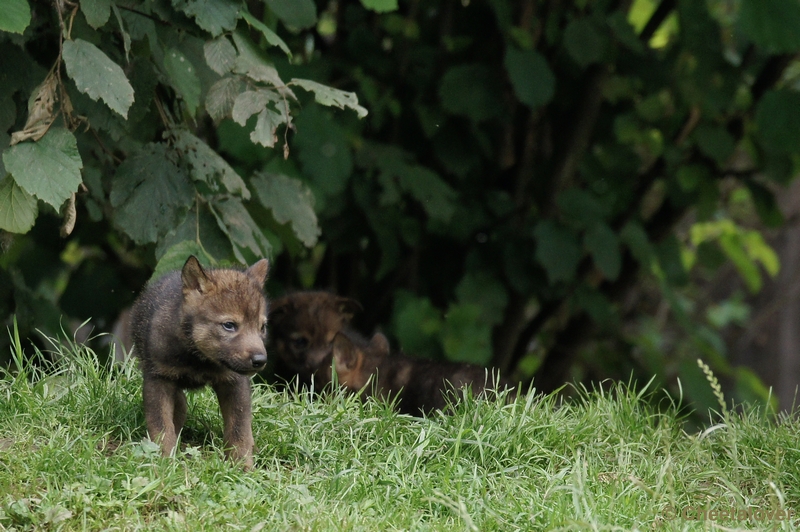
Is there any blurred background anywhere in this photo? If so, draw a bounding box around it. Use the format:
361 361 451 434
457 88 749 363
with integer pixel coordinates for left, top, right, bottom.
2 0 800 417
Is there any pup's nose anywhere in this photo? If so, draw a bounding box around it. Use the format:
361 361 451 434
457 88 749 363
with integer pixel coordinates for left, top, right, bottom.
251 352 267 369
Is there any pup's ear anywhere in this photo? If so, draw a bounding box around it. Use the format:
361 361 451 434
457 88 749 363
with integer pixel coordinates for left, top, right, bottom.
369 333 390 356
332 332 359 370
246 258 270 285
268 296 292 322
335 297 363 321
181 256 211 293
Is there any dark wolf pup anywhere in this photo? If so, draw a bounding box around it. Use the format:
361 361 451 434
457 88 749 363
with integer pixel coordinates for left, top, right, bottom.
321 331 515 416
268 291 361 388
130 256 269 469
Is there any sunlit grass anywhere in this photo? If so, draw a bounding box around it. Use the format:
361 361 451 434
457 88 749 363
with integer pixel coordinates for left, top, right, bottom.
1 329 798 530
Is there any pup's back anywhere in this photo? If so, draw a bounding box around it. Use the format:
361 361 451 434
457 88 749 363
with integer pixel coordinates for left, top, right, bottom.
330 331 515 416
268 291 361 387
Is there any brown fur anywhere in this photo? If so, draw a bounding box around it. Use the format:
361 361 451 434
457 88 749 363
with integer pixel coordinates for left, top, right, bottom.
130 256 269 469
268 291 361 387
320 331 516 416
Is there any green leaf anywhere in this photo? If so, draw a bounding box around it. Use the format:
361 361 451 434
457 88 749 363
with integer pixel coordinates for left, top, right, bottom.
3 128 83 209
556 188 610 228
0 0 30 34
656 234 688 286
746 181 784 228
81 0 110 29
232 89 281 125
163 47 201 116
210 197 272 263
171 129 250 199
232 32 290 91
206 76 246 123
574 285 618 328
534 220 582 283
620 221 654 269
441 302 492 365
151 240 214 283
0 174 37 233
290 78 368 119
692 124 735 165
719 232 762 292
563 17 609 67
738 0 800 53
156 204 233 261
293 105 353 196
398 165 457 223
455 271 508 326
241 10 291 57
265 0 317 29
439 64 503 122
110 143 194 244
584 223 621 281
755 89 800 154
62 39 135 119
251 171 320 247
504 48 555 109
391 291 443 359
172 0 240 37
203 36 237 75
251 108 285 148
360 0 398 13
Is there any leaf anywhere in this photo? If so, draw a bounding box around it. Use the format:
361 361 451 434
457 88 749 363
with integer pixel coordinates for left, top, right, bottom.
398 165 457 223
563 17 609 67
156 204 233 261
746 181 784 228
109 143 194 244
163 48 200 116
391 291 443 359
232 32 292 94
251 171 320 247
360 0 398 13
441 302 492 365
656 234 688 286
455 271 508 326
0 174 37 233
81 0 110 29
692 124 735 165
620 221 654 269
3 128 83 209
755 89 800 154
203 36 238 75
584 223 621 281
206 76 246 123
290 78 368 119
172 0 240 37
251 108 285 147
556 188 610 228
0 0 30 34
231 90 280 125
210 197 272 263
171 129 250 199
504 47 555 109
264 0 317 29
534 220 582 283
738 0 800 53
574 285 618 328
439 64 504 122
61 39 135 119
241 10 291 57
151 240 214 283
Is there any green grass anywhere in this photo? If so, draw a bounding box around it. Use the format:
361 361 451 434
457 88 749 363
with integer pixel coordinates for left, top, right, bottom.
1 333 799 531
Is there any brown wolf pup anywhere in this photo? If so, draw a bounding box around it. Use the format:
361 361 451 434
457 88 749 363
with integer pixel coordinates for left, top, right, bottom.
321 331 515 416
268 291 361 388
130 256 269 469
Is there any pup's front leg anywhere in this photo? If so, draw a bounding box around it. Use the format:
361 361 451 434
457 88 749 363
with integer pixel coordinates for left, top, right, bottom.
213 376 255 469
142 375 182 456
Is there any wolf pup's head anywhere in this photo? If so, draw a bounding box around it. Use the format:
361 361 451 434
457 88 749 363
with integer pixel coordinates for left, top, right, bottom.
181 256 269 375
328 331 391 392
269 292 362 381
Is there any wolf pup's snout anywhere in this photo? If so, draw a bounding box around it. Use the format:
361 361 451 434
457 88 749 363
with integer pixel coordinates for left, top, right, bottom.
250 351 267 369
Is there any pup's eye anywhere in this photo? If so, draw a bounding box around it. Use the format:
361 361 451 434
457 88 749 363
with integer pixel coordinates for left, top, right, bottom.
290 336 309 350
222 322 237 332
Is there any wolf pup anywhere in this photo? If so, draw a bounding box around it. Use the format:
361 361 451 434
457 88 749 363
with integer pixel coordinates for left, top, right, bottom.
268 291 361 388
130 255 269 469
322 331 515 416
